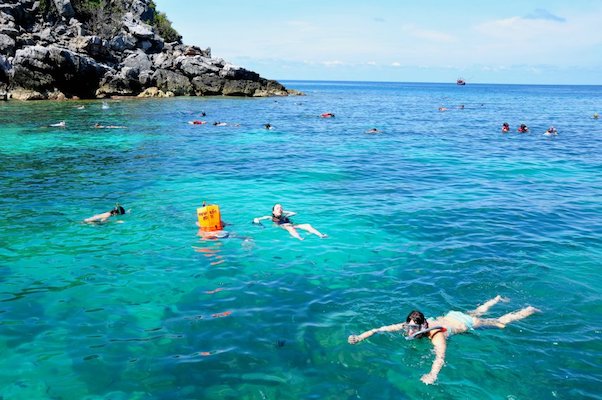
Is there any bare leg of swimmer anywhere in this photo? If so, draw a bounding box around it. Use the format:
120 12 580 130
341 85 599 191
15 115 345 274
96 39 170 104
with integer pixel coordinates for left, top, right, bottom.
496 306 541 327
294 223 327 238
473 318 505 329
282 225 304 240
469 295 510 317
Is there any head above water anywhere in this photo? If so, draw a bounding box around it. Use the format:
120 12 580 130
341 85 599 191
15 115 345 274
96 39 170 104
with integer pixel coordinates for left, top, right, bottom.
272 203 283 217
110 204 125 216
405 310 429 338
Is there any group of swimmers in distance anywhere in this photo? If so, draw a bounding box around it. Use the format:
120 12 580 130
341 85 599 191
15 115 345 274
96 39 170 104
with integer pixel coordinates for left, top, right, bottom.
82 103 546 385
502 122 558 136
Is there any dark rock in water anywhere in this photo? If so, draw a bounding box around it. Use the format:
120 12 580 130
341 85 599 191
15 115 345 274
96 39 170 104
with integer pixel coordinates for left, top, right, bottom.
3 0 298 99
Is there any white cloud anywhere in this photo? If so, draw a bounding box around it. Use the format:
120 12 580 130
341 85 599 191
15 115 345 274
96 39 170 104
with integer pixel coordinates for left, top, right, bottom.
401 24 457 43
391 62 401 67
321 60 344 67
524 8 566 22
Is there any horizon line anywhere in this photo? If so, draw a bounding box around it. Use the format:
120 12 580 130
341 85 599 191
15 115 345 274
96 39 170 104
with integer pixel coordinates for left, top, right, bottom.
276 79 602 87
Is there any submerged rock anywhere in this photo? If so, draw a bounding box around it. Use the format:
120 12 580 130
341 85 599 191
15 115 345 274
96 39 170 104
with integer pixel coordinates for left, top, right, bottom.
3 0 298 100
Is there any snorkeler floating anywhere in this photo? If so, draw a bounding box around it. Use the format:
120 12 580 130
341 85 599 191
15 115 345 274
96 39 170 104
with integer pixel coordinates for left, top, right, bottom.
501 122 510 133
348 296 540 385
94 123 126 129
253 203 327 240
545 126 558 136
84 203 126 223
517 124 529 133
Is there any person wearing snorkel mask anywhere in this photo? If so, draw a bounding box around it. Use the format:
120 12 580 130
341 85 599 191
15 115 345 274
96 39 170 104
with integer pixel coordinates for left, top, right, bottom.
348 295 539 385
84 204 126 223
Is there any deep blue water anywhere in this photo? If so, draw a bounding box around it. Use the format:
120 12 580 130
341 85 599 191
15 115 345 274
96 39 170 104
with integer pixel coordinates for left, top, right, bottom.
1 81 601 399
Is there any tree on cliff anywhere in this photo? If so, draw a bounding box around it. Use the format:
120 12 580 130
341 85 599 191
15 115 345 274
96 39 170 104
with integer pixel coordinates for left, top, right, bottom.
39 0 181 43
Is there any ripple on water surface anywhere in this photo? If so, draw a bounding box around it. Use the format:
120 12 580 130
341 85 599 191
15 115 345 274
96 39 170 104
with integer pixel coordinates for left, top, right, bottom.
1 83 601 399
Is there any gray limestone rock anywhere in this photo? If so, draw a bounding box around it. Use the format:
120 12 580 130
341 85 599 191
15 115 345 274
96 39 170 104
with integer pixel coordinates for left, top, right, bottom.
152 69 192 96
109 34 137 52
123 13 154 39
178 56 221 77
12 45 109 97
191 74 224 96
52 0 75 19
0 34 16 55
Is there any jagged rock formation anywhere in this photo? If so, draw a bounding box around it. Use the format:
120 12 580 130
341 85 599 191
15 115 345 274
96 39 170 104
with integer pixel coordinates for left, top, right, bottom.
0 0 297 100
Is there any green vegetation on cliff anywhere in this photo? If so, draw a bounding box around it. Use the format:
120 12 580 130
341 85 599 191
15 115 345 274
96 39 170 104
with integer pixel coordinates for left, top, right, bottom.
148 1 182 43
38 0 181 43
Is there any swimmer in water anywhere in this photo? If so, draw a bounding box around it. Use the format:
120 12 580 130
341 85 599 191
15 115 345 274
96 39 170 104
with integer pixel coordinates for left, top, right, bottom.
84 204 126 223
365 128 381 134
593 113 599 120
94 123 126 129
264 123 273 130
320 112 335 118
518 124 529 133
50 121 66 127
501 122 510 133
348 295 540 385
438 107 448 112
253 203 327 240
213 121 227 126
544 126 558 136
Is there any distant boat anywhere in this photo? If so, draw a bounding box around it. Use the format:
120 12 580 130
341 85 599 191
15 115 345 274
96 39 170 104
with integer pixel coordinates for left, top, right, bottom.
456 78 466 86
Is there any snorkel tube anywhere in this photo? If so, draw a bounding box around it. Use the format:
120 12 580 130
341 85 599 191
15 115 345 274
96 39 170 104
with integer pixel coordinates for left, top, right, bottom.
405 325 447 340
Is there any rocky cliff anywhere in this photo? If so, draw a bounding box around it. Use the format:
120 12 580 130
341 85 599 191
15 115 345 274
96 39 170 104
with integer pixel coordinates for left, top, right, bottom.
0 0 295 100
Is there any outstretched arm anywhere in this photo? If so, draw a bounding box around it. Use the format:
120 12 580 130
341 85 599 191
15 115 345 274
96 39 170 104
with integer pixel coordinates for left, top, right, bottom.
421 332 447 384
348 323 406 344
283 210 297 217
253 215 272 224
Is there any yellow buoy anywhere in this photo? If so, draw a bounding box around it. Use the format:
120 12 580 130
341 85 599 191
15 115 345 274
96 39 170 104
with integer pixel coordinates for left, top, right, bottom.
197 203 223 232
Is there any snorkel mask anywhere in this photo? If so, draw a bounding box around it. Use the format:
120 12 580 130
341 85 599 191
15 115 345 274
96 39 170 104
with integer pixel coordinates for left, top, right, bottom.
403 310 446 340
111 203 125 216
404 322 429 340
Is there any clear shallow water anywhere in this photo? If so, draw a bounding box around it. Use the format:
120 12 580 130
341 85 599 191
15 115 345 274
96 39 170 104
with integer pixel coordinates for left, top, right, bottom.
1 82 601 399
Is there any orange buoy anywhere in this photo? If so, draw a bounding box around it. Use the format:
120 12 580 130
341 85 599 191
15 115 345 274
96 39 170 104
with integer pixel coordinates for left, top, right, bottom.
197 203 223 232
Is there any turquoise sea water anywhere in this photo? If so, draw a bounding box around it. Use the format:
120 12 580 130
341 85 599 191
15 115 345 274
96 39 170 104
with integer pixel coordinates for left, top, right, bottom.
1 81 601 399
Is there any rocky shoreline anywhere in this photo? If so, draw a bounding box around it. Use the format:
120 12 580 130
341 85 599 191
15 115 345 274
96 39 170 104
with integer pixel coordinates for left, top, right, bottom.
0 0 299 100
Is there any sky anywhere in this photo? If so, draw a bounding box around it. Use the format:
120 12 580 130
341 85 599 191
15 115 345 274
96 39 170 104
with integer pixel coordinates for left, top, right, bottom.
153 0 602 85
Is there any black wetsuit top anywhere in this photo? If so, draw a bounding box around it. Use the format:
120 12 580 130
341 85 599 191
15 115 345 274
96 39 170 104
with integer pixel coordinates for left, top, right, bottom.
272 214 292 225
